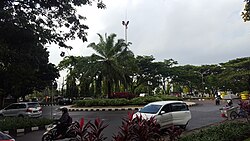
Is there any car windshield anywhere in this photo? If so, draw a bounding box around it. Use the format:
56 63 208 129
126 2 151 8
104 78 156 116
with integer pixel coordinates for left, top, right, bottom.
28 103 40 108
139 104 162 114
0 132 12 139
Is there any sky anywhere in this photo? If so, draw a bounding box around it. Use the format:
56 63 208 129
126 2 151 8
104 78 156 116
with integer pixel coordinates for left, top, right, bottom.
47 0 250 83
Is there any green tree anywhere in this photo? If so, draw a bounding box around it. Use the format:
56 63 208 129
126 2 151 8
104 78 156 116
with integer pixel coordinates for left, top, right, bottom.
0 0 105 48
219 57 250 93
155 59 178 94
131 55 162 95
87 33 135 98
0 28 59 107
242 0 250 22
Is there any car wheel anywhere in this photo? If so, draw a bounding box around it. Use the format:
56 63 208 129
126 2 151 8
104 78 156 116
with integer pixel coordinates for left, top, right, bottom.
180 125 187 130
180 122 189 130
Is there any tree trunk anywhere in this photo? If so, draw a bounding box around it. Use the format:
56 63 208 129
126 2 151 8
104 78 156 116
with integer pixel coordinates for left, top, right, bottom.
0 95 4 108
107 81 111 98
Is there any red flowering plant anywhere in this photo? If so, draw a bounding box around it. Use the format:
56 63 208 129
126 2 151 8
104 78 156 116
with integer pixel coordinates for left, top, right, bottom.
113 112 161 141
238 100 250 114
81 118 108 141
163 125 184 141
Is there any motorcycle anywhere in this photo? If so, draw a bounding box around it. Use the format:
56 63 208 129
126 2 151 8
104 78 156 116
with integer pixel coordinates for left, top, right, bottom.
42 120 82 141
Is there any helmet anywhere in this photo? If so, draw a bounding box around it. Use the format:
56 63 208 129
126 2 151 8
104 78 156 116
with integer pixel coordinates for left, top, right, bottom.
60 107 68 113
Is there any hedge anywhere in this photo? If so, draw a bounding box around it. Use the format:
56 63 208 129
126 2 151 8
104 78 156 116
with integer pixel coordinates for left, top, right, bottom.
180 121 250 141
0 117 53 131
75 95 182 107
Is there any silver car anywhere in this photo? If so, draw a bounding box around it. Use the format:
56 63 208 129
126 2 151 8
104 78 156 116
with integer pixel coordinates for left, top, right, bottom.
0 102 42 118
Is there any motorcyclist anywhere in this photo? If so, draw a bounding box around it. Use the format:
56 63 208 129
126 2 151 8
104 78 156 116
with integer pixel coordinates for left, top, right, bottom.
56 107 72 139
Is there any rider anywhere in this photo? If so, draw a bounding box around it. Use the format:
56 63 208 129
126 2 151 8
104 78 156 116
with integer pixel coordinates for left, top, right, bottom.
56 107 72 139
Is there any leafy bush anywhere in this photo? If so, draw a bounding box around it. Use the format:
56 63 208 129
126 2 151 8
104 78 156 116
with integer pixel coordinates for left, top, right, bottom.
0 117 53 131
75 95 181 107
80 112 182 141
113 112 161 141
180 121 250 141
81 118 108 141
75 99 130 107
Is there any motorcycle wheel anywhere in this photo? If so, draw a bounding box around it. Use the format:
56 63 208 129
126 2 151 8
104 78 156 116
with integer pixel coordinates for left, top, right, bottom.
42 134 53 141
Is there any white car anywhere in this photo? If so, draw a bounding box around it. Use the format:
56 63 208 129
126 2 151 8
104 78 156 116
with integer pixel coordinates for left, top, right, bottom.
0 102 42 118
133 101 191 129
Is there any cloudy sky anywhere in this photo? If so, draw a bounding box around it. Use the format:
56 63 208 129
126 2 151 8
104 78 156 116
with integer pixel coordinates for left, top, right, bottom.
47 0 250 81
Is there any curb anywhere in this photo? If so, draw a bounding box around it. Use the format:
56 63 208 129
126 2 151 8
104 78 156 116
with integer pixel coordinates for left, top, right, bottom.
67 102 197 112
68 107 140 112
41 104 59 106
3 125 47 137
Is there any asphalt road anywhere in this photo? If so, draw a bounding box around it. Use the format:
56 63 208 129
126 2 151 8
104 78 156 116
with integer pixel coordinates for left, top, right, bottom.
15 100 227 141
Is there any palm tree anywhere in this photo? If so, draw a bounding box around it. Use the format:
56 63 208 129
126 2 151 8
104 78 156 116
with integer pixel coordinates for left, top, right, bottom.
87 33 135 98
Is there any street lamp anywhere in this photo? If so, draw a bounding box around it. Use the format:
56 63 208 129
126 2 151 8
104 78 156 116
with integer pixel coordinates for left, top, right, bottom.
50 81 57 119
122 20 129 43
195 71 206 96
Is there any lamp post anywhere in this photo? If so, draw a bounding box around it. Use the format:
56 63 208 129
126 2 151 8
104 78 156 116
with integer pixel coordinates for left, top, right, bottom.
122 20 129 43
50 81 57 119
195 71 206 97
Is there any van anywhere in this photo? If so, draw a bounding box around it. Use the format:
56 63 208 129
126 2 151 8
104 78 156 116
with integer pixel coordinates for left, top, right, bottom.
133 101 191 129
0 102 42 118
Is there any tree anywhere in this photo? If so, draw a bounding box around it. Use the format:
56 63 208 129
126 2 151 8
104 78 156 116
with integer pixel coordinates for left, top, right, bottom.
0 0 105 48
131 55 162 95
155 59 178 94
0 27 59 107
87 33 135 98
219 57 250 93
242 0 250 22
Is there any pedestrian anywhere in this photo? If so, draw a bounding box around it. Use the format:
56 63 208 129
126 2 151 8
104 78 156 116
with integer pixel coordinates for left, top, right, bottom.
227 99 233 107
215 96 220 105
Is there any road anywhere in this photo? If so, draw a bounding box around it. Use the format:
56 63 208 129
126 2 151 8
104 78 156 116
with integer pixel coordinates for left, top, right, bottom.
15 100 226 141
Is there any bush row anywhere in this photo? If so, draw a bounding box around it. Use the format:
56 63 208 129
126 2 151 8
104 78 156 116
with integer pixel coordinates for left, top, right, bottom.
75 95 182 107
180 121 250 141
0 117 53 131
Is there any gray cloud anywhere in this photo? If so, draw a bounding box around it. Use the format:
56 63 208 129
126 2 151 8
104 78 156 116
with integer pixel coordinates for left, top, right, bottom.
49 0 250 67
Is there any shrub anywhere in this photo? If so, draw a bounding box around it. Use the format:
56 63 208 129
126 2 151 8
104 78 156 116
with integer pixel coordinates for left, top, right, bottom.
113 112 161 141
79 113 183 141
179 121 250 141
81 118 108 141
75 95 181 107
0 117 53 131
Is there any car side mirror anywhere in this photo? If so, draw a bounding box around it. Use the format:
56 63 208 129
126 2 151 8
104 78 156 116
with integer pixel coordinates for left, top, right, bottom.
159 111 166 115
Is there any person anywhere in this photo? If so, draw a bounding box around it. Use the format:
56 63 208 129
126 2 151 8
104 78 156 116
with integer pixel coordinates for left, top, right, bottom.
56 107 72 139
215 96 220 105
227 99 233 107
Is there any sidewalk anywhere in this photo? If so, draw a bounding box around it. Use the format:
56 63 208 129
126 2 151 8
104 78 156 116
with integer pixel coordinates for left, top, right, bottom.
65 101 197 112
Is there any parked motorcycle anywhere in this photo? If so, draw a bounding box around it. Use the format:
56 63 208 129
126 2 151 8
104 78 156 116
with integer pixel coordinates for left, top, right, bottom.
42 120 82 141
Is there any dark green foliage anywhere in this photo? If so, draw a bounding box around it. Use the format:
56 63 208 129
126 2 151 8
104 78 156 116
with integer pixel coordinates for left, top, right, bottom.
75 96 181 107
0 28 60 104
130 95 182 105
130 96 162 105
0 0 105 47
242 0 250 22
0 117 53 131
219 57 250 93
180 122 250 141
75 98 130 107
